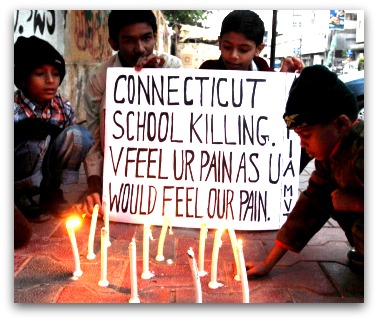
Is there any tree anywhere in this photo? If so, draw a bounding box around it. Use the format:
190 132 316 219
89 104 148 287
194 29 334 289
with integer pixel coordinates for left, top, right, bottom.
162 10 213 27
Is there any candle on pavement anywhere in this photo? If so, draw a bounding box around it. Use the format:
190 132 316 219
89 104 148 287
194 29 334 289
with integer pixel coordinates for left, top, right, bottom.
66 216 83 278
86 204 99 260
156 214 172 261
129 238 140 303
236 239 249 303
208 229 224 289
141 224 154 279
103 201 111 247
198 221 208 276
98 227 109 287
187 247 202 303
228 228 241 281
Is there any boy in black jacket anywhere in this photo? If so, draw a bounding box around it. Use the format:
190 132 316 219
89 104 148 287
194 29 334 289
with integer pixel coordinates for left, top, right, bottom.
246 65 364 276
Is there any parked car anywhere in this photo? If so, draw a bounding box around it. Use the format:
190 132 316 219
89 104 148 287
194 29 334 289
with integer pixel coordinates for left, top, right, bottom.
338 70 364 120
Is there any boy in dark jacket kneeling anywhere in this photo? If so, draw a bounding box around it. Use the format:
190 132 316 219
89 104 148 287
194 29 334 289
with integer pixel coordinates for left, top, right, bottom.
246 65 364 276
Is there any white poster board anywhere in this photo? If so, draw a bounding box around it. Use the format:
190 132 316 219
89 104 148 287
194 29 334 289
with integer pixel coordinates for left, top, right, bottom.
103 68 300 230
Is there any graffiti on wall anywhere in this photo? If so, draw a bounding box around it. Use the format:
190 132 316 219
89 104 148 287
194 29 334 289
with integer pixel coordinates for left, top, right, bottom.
14 10 57 36
13 10 63 52
73 10 112 62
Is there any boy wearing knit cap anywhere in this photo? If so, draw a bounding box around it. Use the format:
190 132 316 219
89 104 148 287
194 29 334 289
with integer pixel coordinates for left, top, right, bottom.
246 65 364 277
14 36 94 222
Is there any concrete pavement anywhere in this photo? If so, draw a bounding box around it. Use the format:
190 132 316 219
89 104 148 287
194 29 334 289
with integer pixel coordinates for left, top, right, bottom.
13 160 364 304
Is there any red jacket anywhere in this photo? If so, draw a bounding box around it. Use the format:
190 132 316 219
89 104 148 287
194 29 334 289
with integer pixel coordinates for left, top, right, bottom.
199 56 274 72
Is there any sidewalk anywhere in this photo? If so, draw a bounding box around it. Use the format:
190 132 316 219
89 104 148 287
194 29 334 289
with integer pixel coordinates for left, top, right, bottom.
13 160 364 304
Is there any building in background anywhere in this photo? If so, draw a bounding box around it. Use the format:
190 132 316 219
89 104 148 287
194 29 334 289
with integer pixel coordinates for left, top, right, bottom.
173 24 220 69
269 10 364 74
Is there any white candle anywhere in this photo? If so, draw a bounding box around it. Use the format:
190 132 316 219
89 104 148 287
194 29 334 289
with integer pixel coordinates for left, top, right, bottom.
208 229 224 289
198 221 208 276
141 224 154 279
236 239 249 303
103 200 111 247
228 228 241 281
155 215 172 261
129 238 140 303
187 247 202 303
66 217 83 278
98 227 109 287
86 204 99 260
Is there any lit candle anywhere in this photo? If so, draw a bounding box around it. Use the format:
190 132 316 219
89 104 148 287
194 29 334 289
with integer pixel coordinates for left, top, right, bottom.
236 239 249 303
198 221 208 276
141 224 154 279
129 238 140 303
155 214 172 261
66 216 83 278
98 227 109 287
187 247 202 303
103 201 111 247
208 229 224 289
228 228 241 281
86 204 99 260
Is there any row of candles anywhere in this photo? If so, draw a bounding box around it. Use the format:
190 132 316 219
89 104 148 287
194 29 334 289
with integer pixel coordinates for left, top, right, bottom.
65 206 249 303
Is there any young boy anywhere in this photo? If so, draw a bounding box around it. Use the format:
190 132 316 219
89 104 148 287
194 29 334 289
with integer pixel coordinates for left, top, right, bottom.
199 10 311 172
245 65 364 277
199 10 304 73
80 10 182 217
14 36 94 222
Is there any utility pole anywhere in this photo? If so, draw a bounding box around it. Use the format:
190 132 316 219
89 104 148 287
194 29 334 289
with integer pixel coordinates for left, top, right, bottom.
270 10 278 70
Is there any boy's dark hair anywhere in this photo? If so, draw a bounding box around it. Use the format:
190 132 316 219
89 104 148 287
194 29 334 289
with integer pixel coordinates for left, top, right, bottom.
14 36 66 90
108 10 157 41
220 10 265 45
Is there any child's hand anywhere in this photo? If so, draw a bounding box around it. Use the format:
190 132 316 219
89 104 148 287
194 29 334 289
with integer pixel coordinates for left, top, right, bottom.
245 260 272 278
280 56 305 73
134 54 166 71
78 192 104 219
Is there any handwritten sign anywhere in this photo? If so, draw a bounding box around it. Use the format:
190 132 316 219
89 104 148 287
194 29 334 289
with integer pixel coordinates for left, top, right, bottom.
103 68 300 230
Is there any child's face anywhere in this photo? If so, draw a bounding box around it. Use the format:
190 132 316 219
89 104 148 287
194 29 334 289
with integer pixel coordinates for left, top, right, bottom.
24 64 60 107
109 22 157 67
294 119 344 161
219 32 261 71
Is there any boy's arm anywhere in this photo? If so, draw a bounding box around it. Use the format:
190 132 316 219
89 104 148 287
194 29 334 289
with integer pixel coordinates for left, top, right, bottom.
81 70 106 217
246 244 287 278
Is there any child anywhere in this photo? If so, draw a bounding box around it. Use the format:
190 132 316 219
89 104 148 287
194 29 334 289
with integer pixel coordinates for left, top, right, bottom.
14 36 93 222
245 65 364 277
199 10 304 73
199 10 311 172
80 10 182 217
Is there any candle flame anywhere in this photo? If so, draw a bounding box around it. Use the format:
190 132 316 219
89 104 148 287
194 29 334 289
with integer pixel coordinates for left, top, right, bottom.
66 216 82 229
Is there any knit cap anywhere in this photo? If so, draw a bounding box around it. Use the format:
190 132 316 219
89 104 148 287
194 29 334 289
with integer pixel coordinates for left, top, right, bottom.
283 65 358 129
14 36 66 90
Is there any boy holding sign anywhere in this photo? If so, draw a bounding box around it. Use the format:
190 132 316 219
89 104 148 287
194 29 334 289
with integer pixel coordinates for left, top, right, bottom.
199 10 312 173
245 65 364 276
81 10 182 217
